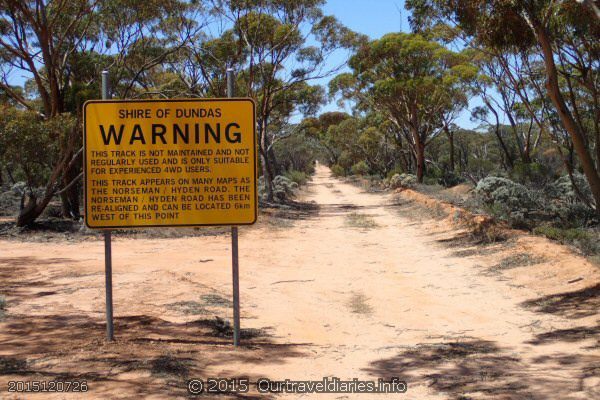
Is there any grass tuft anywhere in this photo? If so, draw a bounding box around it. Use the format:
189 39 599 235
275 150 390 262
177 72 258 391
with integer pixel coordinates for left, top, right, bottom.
0 295 6 319
166 301 207 315
201 294 232 307
347 293 373 315
345 213 379 229
490 253 546 273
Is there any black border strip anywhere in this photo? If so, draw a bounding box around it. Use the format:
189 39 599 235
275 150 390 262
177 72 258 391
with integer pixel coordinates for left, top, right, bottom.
83 97 258 230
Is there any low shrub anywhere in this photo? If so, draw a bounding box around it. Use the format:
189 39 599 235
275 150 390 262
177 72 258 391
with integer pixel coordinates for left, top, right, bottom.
272 175 298 201
284 170 309 186
476 177 537 209
546 173 593 205
258 175 299 202
386 166 404 180
533 226 600 256
510 161 554 188
389 173 417 189
423 176 439 185
475 176 540 229
439 170 465 187
389 174 403 189
350 161 370 176
330 164 345 177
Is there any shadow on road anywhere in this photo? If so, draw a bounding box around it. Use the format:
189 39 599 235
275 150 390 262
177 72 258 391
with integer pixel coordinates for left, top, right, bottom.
0 255 305 399
0 313 304 399
520 283 600 320
363 337 593 400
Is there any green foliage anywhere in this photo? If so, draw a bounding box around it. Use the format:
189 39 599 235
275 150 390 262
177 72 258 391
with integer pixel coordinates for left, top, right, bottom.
407 0 600 211
439 170 464 188
386 166 405 180
350 161 370 176
272 175 299 201
509 162 555 189
546 173 593 205
284 170 309 186
0 108 76 192
299 112 351 166
0 294 6 320
302 113 397 178
475 176 539 228
203 0 360 200
553 203 597 229
390 173 417 189
258 175 298 202
423 176 439 185
273 129 320 176
544 173 596 228
476 177 536 210
475 173 597 230
533 226 600 256
235 11 302 51
330 164 345 177
331 31 476 182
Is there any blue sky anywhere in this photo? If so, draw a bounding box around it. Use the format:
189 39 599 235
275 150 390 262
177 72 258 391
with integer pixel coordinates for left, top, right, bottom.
316 0 479 129
323 0 409 38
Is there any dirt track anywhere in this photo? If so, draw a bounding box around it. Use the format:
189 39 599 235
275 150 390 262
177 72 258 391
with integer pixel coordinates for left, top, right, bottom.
1 164 599 399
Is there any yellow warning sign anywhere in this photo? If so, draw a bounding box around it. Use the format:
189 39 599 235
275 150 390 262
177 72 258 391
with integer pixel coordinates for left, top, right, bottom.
84 98 257 229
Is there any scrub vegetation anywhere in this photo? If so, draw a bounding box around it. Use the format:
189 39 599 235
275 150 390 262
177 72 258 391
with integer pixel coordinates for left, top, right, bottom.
0 0 598 257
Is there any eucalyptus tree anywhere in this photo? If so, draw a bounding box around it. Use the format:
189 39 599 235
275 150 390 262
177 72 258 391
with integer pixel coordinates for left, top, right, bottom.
468 50 546 170
407 0 600 212
204 0 362 200
0 0 203 225
99 0 205 99
330 33 476 182
299 111 351 165
0 0 100 224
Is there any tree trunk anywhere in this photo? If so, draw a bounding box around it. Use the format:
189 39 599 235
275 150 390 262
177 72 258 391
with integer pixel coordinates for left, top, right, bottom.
260 151 274 202
15 125 78 226
6 167 16 184
267 145 280 177
555 143 594 208
59 151 81 219
258 120 274 202
392 131 410 172
534 22 600 212
17 193 50 227
444 125 455 172
399 150 410 173
17 169 62 227
482 96 514 170
416 140 425 183
596 126 600 173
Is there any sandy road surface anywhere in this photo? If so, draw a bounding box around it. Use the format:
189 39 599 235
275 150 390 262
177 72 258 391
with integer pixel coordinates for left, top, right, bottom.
0 164 599 399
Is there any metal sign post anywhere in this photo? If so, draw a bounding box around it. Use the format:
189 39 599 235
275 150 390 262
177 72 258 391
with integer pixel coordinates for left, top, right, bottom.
227 68 241 347
101 70 114 342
